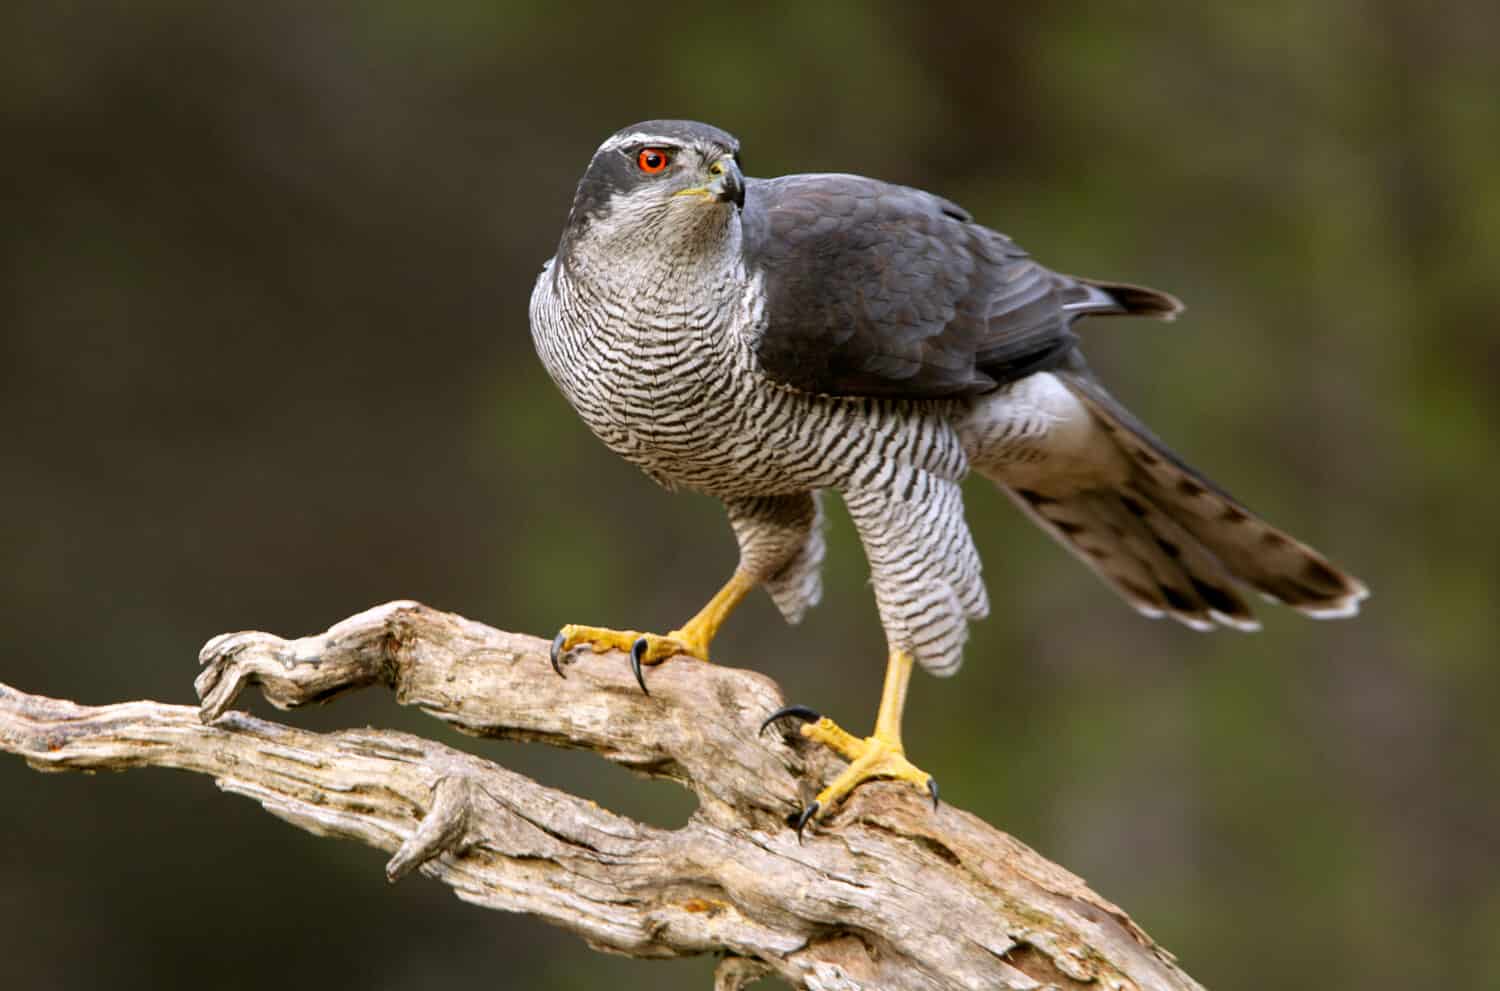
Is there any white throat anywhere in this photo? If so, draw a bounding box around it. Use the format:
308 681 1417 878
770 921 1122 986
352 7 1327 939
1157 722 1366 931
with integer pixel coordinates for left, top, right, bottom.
563 193 742 300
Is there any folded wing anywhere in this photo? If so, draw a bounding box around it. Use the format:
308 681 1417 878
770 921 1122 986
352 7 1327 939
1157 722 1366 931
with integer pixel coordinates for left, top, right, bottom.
740 174 1162 399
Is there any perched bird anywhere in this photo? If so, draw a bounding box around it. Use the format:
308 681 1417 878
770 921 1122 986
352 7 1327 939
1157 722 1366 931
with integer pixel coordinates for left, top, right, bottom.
530 120 1366 834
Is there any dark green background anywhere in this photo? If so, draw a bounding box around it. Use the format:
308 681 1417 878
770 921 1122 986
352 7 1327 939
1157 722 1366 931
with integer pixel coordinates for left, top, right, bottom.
4 3 1496 989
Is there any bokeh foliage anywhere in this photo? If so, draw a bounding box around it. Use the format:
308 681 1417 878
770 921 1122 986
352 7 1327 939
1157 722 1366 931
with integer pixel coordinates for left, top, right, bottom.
2 3 1497 989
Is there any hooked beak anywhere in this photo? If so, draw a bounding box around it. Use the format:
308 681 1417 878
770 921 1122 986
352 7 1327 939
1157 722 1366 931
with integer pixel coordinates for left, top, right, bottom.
706 156 745 209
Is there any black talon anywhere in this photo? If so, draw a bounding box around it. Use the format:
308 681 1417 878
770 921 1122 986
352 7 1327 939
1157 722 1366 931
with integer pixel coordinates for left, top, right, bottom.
629 637 651 695
928 778 940 811
758 704 821 736
787 801 819 843
550 632 568 678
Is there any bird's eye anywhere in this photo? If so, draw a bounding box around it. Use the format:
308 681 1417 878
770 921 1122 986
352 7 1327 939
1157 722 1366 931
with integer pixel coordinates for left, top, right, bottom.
636 148 671 174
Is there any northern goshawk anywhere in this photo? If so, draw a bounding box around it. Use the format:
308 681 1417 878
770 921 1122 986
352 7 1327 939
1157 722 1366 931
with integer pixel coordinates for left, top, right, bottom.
530 120 1366 834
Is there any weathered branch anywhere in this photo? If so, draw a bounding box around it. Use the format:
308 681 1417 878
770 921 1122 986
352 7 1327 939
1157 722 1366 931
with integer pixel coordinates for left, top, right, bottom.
0 600 1204 991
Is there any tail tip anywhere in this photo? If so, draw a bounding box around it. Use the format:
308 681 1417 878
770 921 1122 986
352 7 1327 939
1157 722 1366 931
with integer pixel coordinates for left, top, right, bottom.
1210 610 1262 633
1130 601 1263 633
1300 580 1371 620
1261 578 1370 620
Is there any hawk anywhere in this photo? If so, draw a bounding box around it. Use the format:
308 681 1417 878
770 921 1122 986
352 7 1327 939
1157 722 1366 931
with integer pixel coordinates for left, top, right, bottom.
530 120 1366 834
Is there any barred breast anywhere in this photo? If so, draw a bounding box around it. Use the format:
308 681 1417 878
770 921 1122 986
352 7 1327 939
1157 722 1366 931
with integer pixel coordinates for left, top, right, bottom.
531 259 969 499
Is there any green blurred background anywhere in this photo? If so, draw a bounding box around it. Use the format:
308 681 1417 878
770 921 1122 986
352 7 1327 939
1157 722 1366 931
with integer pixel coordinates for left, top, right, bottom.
3 3 1497 988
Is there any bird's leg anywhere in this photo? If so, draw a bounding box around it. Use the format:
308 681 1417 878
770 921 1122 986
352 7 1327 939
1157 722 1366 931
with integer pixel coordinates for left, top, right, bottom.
551 570 757 692
761 649 937 839
664 569 757 657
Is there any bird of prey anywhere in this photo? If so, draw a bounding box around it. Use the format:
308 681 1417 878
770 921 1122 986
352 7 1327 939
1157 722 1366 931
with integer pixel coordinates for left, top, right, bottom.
530 120 1367 834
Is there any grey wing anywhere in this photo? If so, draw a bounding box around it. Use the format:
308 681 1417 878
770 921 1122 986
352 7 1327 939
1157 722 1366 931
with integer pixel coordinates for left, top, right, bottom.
740 174 1093 399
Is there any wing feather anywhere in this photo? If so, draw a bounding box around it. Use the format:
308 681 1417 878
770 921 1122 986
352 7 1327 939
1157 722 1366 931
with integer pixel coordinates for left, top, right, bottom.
741 174 1077 399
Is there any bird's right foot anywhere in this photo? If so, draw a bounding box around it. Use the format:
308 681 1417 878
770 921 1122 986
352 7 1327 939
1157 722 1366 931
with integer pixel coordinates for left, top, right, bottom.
549 624 707 694
551 574 755 693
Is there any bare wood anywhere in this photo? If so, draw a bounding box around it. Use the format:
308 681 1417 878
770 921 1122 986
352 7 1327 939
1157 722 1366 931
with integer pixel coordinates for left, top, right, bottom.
0 600 1204 991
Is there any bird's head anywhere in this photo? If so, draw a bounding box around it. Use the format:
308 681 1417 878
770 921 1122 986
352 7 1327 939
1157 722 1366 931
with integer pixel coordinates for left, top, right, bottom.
561 120 745 265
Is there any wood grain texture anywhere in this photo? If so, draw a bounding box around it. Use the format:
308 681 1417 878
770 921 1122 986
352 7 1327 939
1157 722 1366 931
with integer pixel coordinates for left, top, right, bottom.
0 600 1205 991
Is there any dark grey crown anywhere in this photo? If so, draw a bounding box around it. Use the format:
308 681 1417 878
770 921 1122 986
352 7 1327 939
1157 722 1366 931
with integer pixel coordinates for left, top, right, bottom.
606 119 739 152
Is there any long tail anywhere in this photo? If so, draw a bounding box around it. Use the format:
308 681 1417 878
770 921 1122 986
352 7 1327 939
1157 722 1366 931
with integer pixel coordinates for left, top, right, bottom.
991 371 1368 631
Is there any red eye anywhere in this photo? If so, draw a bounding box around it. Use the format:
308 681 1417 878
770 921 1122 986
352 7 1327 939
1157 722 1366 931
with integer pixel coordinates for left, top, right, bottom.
637 148 671 174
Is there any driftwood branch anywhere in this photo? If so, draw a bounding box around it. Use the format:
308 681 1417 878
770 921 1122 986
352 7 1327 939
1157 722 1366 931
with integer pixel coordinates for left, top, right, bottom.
0 600 1204 991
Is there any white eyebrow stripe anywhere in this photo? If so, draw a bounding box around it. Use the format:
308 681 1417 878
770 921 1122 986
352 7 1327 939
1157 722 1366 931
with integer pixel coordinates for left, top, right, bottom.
598 132 683 152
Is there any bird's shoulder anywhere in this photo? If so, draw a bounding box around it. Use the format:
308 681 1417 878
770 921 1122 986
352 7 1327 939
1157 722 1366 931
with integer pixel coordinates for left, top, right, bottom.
738 173 1074 400
742 173 984 238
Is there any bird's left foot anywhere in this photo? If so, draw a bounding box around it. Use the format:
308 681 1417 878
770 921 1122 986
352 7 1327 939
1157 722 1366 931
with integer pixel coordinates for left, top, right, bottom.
549 624 708 693
759 706 938 840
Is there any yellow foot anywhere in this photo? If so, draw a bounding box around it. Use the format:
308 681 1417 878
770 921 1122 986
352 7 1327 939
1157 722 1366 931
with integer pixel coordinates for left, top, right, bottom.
759 707 939 840
549 623 708 694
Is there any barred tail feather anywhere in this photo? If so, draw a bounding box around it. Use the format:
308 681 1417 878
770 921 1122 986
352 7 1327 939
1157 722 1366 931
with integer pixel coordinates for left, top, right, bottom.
1006 484 1261 631
1044 374 1369 624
